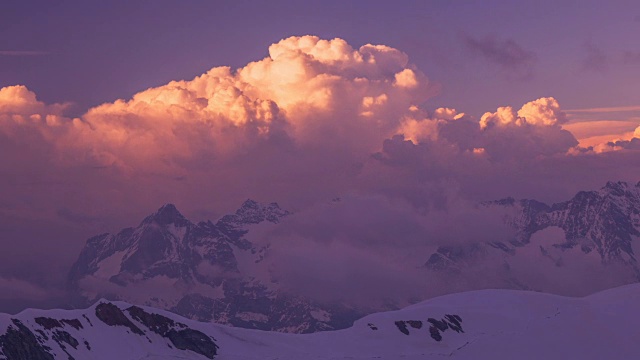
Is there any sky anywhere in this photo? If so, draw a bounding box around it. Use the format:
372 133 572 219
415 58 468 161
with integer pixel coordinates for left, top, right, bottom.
1 0 640 311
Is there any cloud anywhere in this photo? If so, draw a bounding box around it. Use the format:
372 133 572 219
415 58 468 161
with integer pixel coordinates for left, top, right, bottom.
463 35 536 79
563 120 640 148
582 40 608 72
0 276 67 313
67 35 433 173
254 194 515 306
595 126 640 152
565 105 640 113
0 85 66 115
517 97 568 126
623 51 640 64
0 277 49 300
480 97 567 128
0 50 49 56
0 36 435 295
562 105 640 147
1 35 640 312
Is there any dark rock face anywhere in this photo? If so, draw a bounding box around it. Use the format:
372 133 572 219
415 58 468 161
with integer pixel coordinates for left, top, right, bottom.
34 317 62 330
427 318 449 332
142 203 191 227
427 315 464 342
125 305 218 359
1 301 221 359
68 200 362 333
174 287 363 334
393 316 463 340
166 329 219 359
493 182 640 264
51 329 80 359
394 321 410 335
95 302 144 335
428 325 442 341
444 314 463 332
61 320 83 331
35 317 83 331
0 319 55 360
407 320 422 329
52 330 79 350
127 305 180 335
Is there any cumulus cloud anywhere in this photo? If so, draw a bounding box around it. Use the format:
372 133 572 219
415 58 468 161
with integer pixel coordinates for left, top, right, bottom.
1 35 639 311
480 97 567 128
596 132 640 152
391 97 577 168
0 85 68 123
55 36 435 174
0 36 435 298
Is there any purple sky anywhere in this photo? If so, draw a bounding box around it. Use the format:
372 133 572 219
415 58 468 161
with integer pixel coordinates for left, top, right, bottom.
3 0 640 116
1 1 640 311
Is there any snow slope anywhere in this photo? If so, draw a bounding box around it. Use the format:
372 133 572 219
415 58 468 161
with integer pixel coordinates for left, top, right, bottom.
2 284 639 359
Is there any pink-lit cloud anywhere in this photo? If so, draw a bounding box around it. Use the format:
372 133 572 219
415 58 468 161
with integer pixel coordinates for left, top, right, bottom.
1 35 640 307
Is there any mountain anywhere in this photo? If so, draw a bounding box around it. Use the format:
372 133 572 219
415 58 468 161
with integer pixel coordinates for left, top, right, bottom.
426 181 640 293
68 181 640 334
68 200 362 333
0 300 219 360
3 284 640 359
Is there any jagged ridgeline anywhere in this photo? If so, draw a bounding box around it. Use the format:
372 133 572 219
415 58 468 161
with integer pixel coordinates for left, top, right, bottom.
2 285 640 359
0 301 218 360
67 200 362 333
67 182 640 333
426 181 640 286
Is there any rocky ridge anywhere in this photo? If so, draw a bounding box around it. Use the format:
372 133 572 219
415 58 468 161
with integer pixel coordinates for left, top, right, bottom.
68 200 361 333
426 181 640 285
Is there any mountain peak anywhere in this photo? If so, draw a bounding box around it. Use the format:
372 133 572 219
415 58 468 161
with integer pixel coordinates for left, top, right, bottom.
602 181 631 196
240 199 260 209
604 180 628 189
143 203 189 226
215 199 289 228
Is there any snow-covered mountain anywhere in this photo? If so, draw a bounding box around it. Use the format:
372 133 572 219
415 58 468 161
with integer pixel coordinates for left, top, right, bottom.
3 284 640 359
68 181 640 334
426 181 640 293
68 200 362 333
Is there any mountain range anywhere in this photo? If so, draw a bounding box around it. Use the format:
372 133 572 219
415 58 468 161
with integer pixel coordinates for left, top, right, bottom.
426 181 640 293
67 181 640 333
68 200 361 333
2 283 640 359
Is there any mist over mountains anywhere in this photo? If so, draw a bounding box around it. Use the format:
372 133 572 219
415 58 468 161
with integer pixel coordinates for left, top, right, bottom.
62 181 640 333
2 36 640 315
4 3 640 358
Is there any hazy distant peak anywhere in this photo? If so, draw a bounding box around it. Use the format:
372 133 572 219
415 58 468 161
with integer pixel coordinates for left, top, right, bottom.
240 199 260 208
220 199 290 227
604 180 628 189
142 203 189 226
